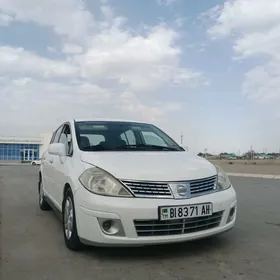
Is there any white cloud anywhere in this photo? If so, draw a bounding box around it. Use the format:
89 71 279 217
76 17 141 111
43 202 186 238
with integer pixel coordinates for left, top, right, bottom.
77 25 200 90
47 46 58 53
0 46 78 78
100 5 115 20
0 0 202 137
62 43 83 54
243 61 280 103
174 17 187 28
0 12 12 25
157 0 177 6
0 77 182 135
208 0 280 38
208 0 280 105
0 78 111 131
207 0 280 60
0 0 200 91
0 78 111 107
233 25 280 59
0 0 95 41
118 91 182 122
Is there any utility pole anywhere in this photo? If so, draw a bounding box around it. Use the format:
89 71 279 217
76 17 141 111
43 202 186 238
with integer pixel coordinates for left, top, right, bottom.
250 145 253 160
180 132 184 145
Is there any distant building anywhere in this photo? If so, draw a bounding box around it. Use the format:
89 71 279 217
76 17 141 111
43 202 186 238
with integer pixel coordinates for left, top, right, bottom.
0 132 52 162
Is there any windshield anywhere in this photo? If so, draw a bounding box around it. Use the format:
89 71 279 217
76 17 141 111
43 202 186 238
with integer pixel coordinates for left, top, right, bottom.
75 121 184 152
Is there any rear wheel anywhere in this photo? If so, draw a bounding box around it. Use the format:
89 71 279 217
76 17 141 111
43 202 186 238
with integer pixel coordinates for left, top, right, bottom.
62 188 83 251
38 180 51 211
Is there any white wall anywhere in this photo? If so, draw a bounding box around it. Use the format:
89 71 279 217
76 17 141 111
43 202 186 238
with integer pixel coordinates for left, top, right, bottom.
0 136 42 144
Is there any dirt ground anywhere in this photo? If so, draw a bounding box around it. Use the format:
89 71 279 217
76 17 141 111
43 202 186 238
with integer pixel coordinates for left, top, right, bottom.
209 159 280 175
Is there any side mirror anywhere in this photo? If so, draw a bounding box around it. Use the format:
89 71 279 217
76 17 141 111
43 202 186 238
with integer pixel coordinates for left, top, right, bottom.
48 143 67 156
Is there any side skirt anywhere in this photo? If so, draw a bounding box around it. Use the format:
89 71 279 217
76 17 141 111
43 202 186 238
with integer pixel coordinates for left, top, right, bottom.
45 196 63 221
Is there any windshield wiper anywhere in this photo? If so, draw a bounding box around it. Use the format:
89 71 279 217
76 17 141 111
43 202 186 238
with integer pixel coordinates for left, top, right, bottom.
82 144 180 151
82 146 98 151
82 146 113 151
116 144 179 151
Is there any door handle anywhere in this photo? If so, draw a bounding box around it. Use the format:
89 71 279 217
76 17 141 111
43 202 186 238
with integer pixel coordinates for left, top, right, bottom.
49 158 53 163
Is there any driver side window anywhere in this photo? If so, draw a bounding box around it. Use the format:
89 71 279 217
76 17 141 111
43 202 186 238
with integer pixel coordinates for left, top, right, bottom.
120 130 136 145
50 126 64 144
141 131 167 146
58 124 73 155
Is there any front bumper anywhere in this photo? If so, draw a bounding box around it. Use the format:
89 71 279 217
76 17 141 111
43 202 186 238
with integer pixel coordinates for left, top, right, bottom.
74 186 237 246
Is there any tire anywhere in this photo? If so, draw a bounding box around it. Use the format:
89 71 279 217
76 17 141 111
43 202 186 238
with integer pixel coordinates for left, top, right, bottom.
62 188 83 251
32 162 36 165
38 180 51 211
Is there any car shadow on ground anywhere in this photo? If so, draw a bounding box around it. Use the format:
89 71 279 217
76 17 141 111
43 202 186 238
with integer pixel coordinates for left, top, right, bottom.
44 205 238 261
80 233 235 261
41 205 239 262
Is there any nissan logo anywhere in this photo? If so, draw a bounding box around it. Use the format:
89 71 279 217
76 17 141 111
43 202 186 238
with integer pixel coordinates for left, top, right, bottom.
176 184 188 196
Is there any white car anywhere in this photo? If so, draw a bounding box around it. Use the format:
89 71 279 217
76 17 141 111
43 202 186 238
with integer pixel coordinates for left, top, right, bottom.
38 119 237 251
31 159 41 165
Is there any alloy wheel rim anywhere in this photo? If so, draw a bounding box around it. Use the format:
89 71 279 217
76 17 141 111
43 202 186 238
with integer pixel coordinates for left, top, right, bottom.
64 197 74 240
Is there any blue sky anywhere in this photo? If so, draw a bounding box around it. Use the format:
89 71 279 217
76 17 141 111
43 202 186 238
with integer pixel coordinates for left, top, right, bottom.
0 0 279 154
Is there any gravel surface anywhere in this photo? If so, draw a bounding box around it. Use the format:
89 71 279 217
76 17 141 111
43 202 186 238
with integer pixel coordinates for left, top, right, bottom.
1 166 280 280
210 160 280 175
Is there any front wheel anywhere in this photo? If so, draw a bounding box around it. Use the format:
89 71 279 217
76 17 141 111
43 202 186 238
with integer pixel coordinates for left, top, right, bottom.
62 189 83 251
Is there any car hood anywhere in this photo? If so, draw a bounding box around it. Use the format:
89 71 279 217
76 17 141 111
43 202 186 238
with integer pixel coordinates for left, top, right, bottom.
80 151 217 181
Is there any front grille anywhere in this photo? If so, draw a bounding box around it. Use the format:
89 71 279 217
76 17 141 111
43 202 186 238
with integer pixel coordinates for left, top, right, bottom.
134 211 223 237
122 180 173 198
122 175 217 198
189 175 217 196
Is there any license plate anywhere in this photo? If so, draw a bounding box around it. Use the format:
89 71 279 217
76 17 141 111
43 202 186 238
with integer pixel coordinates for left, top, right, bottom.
159 203 213 221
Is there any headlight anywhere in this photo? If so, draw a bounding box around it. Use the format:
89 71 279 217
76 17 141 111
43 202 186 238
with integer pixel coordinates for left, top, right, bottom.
79 167 133 197
216 165 231 191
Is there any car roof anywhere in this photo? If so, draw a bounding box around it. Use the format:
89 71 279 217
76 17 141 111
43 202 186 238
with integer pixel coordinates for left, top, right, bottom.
73 118 150 124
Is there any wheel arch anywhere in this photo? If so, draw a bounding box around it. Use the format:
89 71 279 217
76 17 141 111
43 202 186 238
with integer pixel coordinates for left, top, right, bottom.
63 183 72 199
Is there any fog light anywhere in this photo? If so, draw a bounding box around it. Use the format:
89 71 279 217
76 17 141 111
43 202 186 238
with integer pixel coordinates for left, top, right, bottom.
102 220 112 231
227 206 236 223
98 218 125 236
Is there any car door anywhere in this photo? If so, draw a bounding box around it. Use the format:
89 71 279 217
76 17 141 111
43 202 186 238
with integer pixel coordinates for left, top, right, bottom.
43 125 64 206
51 123 73 208
41 128 57 199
